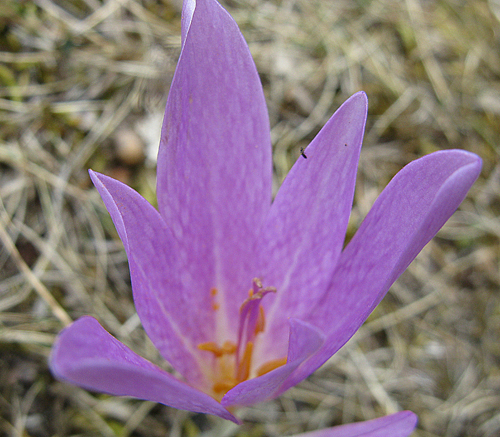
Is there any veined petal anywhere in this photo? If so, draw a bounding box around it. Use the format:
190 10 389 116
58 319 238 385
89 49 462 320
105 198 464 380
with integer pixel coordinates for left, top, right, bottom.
157 0 272 339
49 316 238 423
278 150 481 392
255 92 368 366
289 411 417 437
222 319 324 407
89 170 214 388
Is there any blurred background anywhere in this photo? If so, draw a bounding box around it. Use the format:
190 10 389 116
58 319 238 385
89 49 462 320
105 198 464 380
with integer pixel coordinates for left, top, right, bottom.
0 0 499 436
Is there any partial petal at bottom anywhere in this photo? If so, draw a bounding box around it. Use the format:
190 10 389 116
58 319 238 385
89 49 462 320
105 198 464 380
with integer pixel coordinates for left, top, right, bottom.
290 411 418 437
49 316 238 422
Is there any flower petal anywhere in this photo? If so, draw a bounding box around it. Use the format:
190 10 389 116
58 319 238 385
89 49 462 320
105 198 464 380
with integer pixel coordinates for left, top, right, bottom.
279 150 482 392
50 316 238 422
255 92 368 366
181 0 195 45
157 0 272 336
289 411 417 437
89 170 214 388
222 319 324 407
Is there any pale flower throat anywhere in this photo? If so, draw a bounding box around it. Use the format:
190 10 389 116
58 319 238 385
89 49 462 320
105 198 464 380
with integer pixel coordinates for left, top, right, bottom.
197 278 287 401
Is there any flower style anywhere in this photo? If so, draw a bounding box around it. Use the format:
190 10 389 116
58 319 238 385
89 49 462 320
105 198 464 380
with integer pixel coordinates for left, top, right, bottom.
50 0 481 434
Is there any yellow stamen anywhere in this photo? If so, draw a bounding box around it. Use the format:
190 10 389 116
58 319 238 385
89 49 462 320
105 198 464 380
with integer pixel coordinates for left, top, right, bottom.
236 341 253 382
197 341 223 357
221 341 237 354
198 280 278 401
213 380 238 394
198 340 236 357
256 357 288 377
254 304 265 335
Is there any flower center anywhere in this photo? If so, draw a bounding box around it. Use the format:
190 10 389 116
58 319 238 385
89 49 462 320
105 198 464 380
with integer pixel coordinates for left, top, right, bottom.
197 278 287 401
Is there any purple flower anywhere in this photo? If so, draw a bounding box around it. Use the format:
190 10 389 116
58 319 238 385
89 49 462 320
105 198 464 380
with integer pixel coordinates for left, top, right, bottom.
49 0 481 433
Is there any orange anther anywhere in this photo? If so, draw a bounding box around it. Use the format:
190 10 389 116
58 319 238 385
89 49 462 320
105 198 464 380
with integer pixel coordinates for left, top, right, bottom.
211 302 220 311
210 288 218 296
254 304 266 335
197 341 223 357
236 342 253 382
221 341 237 355
256 357 287 377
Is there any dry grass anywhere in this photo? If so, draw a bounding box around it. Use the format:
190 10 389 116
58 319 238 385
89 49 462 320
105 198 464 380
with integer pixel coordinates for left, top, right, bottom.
1 0 499 436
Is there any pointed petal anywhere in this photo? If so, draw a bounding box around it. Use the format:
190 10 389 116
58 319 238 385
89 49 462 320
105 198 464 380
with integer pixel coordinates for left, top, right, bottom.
157 0 272 335
89 170 214 388
222 319 324 407
50 316 237 422
255 92 368 366
289 411 417 437
280 150 482 391
181 0 195 46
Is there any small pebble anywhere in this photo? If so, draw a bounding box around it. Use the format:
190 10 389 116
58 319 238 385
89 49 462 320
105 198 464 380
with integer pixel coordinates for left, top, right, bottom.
113 128 145 166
